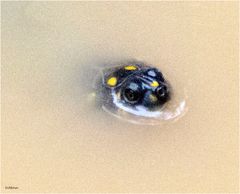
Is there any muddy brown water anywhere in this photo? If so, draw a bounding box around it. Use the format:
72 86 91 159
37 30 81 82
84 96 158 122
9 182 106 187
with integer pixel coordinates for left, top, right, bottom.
1 2 239 193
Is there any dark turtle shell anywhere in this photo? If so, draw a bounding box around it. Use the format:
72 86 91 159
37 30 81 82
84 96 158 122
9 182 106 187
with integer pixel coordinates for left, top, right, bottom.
101 62 170 111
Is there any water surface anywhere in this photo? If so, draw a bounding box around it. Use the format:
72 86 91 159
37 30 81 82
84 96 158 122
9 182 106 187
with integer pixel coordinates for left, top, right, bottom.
1 2 239 193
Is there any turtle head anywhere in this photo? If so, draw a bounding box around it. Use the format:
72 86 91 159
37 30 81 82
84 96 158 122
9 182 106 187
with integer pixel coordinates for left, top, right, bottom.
120 68 170 109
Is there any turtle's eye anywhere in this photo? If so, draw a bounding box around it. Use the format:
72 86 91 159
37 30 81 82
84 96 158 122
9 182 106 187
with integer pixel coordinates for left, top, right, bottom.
156 85 169 104
124 89 140 102
122 82 142 104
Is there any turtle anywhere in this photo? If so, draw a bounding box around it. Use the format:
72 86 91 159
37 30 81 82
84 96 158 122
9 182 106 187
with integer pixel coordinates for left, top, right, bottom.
94 61 171 119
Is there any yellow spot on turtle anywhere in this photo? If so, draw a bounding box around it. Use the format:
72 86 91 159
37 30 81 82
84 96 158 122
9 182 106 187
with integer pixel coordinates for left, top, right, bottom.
124 65 137 70
150 81 159 87
149 94 158 102
107 77 117 86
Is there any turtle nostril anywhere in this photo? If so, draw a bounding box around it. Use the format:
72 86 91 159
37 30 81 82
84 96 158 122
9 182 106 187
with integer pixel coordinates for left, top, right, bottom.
156 85 168 97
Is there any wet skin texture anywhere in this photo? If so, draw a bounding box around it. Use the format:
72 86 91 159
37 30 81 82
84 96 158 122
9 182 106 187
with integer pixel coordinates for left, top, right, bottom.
103 63 170 110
